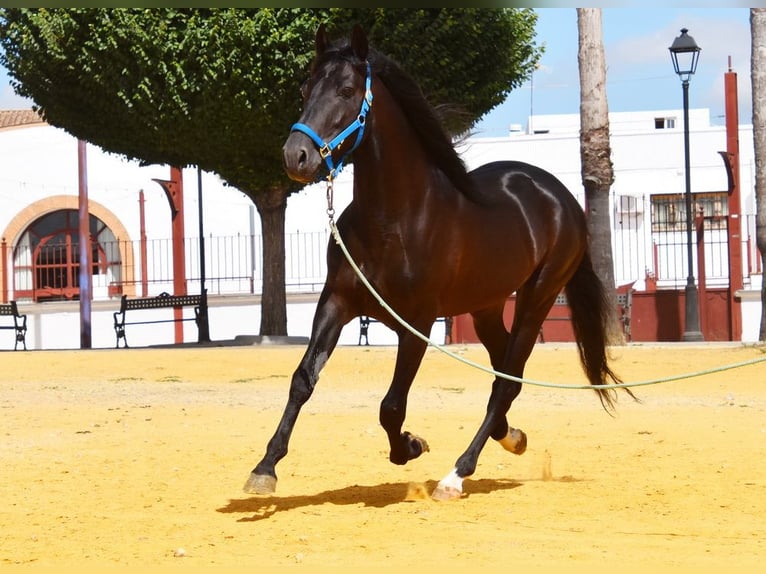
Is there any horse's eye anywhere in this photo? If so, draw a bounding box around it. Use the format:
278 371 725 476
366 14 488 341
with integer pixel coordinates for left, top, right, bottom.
300 81 309 99
339 86 355 99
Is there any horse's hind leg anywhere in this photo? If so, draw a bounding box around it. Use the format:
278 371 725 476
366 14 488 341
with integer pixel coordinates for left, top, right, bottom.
432 287 560 501
470 304 529 454
471 304 509 371
244 294 346 495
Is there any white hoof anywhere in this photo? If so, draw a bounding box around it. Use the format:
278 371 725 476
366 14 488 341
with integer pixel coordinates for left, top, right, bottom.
431 484 463 501
243 473 277 495
432 468 464 501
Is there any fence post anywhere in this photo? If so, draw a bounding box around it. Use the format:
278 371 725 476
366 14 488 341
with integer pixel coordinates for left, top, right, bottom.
696 215 706 337
196 167 210 343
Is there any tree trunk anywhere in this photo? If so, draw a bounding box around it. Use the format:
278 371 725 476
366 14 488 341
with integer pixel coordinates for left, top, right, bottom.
751 9 766 341
253 186 288 337
577 8 620 343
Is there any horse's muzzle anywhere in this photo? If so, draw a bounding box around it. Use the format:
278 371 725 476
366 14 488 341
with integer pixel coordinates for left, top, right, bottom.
283 132 321 184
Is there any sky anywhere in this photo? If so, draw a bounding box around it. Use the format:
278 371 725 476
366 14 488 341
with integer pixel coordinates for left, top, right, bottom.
473 7 752 136
0 7 754 137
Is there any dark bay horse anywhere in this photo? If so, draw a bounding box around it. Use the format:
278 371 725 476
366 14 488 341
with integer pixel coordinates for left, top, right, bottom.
245 25 630 501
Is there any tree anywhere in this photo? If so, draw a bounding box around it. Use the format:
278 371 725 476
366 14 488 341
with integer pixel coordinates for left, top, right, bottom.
329 8 540 135
751 8 766 341
576 8 620 342
0 8 318 336
0 8 541 335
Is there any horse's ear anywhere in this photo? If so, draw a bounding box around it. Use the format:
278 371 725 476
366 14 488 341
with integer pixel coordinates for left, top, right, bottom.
315 23 329 55
350 24 368 61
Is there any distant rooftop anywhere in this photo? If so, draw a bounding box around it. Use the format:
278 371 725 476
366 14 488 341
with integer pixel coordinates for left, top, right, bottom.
509 108 713 137
0 109 45 130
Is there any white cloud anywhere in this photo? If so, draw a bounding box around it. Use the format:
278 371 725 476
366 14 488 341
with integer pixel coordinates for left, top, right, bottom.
608 13 750 70
606 11 752 123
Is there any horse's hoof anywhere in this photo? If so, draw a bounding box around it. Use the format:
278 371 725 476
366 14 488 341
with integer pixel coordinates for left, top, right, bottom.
431 484 463 501
509 427 527 455
411 434 430 456
499 427 527 455
392 432 429 463
243 473 277 495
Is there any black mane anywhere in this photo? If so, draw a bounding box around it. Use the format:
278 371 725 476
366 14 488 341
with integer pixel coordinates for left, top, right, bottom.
316 40 475 196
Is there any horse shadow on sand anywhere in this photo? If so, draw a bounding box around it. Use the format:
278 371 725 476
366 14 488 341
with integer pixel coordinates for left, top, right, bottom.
217 477 534 522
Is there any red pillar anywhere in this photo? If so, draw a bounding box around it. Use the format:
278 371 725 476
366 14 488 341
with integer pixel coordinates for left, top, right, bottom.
724 59 743 341
153 167 187 344
696 215 707 336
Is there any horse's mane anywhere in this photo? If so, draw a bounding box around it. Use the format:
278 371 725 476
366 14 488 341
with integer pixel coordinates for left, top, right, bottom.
317 41 475 196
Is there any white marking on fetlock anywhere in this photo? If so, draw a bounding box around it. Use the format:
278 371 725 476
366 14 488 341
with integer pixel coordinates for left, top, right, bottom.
498 427 526 454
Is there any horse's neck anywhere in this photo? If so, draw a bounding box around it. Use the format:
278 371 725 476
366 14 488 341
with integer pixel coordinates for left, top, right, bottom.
352 92 437 215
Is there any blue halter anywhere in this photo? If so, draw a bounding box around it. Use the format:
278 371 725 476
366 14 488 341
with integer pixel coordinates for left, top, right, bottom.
290 62 373 180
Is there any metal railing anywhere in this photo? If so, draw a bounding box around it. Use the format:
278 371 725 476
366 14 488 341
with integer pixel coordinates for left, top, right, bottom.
0 204 760 304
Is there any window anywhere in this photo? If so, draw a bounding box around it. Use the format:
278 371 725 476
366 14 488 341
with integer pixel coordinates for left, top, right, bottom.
651 192 728 232
654 117 676 129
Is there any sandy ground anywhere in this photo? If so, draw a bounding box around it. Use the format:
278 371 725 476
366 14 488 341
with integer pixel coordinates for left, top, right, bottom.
1 341 765 569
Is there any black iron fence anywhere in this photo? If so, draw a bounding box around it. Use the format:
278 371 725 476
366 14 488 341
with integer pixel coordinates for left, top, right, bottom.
612 192 759 289
1 201 761 304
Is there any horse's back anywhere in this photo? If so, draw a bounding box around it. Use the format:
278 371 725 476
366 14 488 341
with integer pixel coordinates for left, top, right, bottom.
467 160 582 214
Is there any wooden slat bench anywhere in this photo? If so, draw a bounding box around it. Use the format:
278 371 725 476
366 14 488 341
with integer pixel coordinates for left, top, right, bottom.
113 292 203 348
0 301 28 350
358 315 453 346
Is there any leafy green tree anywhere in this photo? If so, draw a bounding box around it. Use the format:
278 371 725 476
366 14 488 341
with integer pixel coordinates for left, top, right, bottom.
328 8 540 135
0 8 541 336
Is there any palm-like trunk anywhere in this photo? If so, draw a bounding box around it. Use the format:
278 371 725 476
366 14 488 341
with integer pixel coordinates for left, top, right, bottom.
751 9 766 341
577 8 620 342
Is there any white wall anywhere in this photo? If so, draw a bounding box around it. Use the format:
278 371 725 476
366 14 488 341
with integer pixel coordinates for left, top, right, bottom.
1 107 761 349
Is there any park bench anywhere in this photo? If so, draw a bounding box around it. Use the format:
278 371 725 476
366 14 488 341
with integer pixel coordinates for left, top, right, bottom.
0 301 28 350
113 292 203 348
358 315 453 346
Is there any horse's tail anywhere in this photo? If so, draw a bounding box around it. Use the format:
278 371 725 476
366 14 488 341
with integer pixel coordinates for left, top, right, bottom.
564 251 635 412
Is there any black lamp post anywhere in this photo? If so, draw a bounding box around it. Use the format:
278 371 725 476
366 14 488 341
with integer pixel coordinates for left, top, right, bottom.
669 28 704 342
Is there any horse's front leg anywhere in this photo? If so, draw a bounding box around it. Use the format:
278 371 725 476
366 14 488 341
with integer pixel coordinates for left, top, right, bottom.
244 296 345 495
380 331 430 465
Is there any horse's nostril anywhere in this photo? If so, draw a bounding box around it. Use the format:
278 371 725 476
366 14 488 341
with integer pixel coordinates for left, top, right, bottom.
298 148 308 168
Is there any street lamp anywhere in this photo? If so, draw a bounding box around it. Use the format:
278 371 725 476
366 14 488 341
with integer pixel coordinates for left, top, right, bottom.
669 28 704 341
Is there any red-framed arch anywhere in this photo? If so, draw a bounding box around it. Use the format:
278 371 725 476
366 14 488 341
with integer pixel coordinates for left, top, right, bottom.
1 196 136 302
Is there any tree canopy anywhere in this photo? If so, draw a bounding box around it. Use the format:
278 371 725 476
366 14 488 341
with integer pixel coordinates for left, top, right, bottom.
0 8 322 193
0 8 542 335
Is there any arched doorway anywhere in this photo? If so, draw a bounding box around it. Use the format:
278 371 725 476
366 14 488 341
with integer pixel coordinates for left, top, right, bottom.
13 209 122 302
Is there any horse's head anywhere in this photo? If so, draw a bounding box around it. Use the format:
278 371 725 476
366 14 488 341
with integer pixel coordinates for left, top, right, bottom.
283 24 372 183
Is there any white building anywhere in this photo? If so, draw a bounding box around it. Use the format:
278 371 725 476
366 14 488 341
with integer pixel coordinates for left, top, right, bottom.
460 107 758 290
0 105 761 349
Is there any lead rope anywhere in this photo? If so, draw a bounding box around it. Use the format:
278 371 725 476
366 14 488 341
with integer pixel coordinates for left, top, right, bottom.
324 180 766 390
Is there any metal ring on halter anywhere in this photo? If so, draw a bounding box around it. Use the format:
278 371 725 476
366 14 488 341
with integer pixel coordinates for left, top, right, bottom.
325 178 336 221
